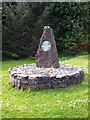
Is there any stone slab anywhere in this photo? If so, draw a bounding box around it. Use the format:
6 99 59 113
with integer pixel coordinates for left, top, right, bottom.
35 26 59 68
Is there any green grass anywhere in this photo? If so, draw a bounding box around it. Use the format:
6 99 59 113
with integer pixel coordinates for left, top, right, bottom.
2 53 89 118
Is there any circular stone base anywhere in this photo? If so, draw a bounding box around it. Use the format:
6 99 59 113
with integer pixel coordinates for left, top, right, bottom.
8 64 84 90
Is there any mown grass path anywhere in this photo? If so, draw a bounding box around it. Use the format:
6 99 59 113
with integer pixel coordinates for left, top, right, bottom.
2 54 89 118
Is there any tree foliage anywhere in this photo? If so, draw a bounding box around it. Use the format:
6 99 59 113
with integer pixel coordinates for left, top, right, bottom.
2 2 89 59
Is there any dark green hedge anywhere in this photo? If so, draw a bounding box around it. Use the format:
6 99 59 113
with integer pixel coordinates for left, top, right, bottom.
2 2 89 59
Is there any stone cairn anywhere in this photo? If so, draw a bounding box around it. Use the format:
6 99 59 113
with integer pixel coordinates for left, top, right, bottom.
8 26 84 90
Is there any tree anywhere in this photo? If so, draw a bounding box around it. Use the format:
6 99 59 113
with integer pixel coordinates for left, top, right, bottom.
2 2 89 59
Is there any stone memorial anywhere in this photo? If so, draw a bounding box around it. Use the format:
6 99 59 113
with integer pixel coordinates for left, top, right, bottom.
8 26 84 91
35 26 59 68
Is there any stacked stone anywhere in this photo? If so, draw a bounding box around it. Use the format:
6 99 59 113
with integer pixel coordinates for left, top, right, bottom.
8 64 84 90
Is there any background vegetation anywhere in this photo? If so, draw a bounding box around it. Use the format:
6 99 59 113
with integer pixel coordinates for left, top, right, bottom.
2 2 89 60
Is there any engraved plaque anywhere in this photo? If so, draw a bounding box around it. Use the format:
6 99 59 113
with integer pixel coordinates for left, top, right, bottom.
41 40 51 52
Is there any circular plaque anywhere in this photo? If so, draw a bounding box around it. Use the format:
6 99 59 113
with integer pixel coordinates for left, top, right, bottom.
41 40 51 51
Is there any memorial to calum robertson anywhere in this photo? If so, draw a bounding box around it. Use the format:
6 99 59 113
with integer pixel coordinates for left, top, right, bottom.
8 26 84 90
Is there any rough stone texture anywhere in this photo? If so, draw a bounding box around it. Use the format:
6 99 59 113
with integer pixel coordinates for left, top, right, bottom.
8 64 84 90
35 26 59 68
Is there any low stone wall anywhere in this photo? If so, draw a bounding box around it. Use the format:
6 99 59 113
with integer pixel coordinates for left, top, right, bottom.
8 64 84 90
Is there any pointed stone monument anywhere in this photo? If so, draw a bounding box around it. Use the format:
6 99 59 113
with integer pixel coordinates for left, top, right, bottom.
35 26 59 68
8 26 84 90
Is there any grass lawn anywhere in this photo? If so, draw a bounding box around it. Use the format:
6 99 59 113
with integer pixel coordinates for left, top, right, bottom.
2 53 89 118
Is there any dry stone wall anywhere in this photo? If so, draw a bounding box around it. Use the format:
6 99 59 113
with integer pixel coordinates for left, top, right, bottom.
8 64 84 91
